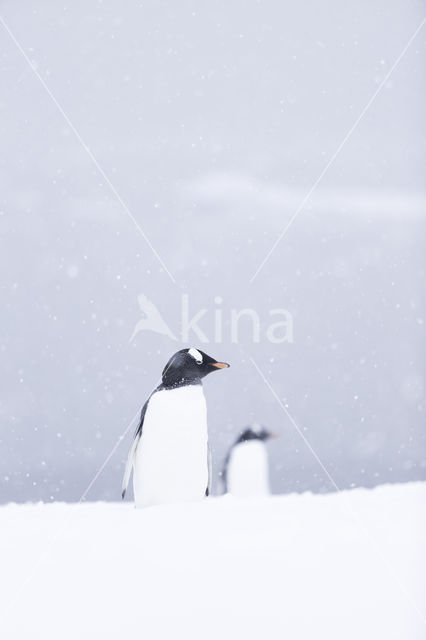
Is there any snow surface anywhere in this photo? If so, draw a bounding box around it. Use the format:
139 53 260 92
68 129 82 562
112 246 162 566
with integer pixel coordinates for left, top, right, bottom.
1 483 425 640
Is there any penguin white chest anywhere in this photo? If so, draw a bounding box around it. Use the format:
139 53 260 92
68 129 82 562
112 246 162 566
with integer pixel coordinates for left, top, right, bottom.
133 385 208 507
227 440 270 497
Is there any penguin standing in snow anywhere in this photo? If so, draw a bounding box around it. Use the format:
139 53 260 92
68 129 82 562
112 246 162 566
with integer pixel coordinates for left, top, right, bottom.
122 348 229 508
221 425 276 497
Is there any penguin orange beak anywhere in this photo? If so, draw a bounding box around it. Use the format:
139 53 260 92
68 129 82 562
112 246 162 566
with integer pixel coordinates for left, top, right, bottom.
269 433 279 439
211 361 230 369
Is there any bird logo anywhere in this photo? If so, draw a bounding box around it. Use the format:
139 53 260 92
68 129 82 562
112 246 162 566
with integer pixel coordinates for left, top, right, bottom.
129 294 177 343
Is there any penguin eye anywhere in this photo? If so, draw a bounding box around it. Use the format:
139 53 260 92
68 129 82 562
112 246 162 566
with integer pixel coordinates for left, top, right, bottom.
195 360 202 365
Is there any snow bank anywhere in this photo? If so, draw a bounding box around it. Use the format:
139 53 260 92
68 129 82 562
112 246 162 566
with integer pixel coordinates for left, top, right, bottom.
1 483 425 640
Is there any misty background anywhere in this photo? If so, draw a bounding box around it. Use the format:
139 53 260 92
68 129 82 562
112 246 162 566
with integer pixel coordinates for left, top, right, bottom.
1 0 425 503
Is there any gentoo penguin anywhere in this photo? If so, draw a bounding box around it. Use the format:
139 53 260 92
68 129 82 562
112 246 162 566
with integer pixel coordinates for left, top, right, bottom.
122 348 229 507
221 425 276 497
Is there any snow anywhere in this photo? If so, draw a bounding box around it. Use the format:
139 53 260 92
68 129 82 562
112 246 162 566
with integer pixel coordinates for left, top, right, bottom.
1 483 425 639
227 440 270 497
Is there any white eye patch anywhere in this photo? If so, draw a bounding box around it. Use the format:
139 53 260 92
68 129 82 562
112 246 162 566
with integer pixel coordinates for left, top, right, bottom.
188 348 203 364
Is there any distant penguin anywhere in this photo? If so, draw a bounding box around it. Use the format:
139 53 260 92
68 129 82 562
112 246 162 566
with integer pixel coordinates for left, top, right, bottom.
122 348 230 508
221 425 276 497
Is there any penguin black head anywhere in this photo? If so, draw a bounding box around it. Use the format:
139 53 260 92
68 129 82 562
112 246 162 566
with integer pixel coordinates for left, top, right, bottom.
236 424 276 445
161 348 230 388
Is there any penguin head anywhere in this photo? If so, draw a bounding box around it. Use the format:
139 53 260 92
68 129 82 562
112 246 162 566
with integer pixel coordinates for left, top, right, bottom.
161 348 230 388
236 424 276 444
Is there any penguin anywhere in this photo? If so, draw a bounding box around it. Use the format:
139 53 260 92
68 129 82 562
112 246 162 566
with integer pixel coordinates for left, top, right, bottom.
122 348 229 507
221 425 276 497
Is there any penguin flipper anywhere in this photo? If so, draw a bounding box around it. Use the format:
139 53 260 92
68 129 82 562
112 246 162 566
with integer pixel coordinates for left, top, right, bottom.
121 400 149 499
205 443 212 497
121 435 140 499
220 451 230 495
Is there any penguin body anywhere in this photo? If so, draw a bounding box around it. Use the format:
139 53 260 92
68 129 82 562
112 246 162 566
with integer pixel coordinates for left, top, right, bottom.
222 426 274 498
133 385 208 506
122 348 229 508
